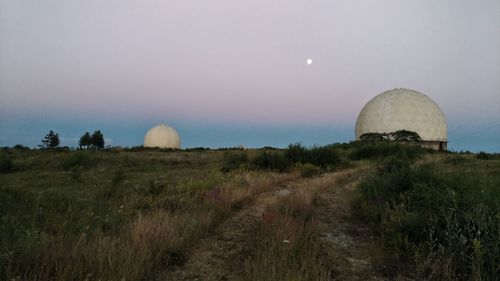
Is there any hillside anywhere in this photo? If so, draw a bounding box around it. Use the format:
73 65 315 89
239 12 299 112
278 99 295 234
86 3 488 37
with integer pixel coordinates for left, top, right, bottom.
1 144 499 281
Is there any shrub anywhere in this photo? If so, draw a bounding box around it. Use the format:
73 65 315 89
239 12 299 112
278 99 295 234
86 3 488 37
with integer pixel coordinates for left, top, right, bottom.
476 151 492 160
251 151 289 172
221 152 249 172
296 163 320 178
13 144 30 150
184 147 210 152
307 146 340 168
0 156 15 173
350 142 424 160
353 157 500 280
285 143 340 168
285 143 308 163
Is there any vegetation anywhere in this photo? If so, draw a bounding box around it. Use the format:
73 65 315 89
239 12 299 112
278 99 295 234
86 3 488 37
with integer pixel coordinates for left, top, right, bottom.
0 155 15 173
90 130 105 149
285 143 340 168
251 151 289 172
79 132 91 149
242 188 331 280
349 141 425 160
1 142 498 280
39 130 60 149
359 130 421 142
221 144 341 173
476 151 497 160
0 148 297 280
220 152 249 172
352 156 500 280
78 130 106 150
359 132 386 141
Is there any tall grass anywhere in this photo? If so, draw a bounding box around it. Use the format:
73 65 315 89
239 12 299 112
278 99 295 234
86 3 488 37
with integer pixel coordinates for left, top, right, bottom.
0 149 298 280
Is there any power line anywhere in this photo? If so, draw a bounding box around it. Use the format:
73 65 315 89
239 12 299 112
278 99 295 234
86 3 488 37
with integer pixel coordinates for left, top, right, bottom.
448 99 500 134
450 123 500 142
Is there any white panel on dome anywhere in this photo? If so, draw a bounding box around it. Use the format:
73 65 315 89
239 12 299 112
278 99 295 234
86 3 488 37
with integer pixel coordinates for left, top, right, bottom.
355 88 447 141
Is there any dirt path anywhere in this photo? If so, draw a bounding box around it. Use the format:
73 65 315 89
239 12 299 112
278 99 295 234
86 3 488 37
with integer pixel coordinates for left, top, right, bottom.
169 174 319 281
315 168 415 281
170 167 411 281
315 168 385 281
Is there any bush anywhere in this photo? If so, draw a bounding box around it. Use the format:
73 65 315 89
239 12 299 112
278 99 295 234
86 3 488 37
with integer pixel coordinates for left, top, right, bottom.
13 144 30 150
295 163 320 178
307 146 340 168
0 156 15 173
251 151 289 172
221 152 249 172
285 143 340 168
350 142 424 160
476 151 493 160
353 157 500 280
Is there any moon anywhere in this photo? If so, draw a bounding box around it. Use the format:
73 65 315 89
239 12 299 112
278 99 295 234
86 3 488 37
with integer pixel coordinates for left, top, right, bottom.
306 58 312 65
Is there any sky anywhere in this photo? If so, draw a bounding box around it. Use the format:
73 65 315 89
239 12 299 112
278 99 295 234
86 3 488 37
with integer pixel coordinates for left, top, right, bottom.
1 0 499 151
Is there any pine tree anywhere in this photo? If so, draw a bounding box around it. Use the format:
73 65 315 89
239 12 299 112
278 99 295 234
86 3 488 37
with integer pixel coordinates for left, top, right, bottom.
39 130 60 149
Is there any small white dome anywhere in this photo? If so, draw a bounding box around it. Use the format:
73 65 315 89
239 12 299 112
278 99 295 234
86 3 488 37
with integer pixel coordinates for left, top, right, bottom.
355 88 447 141
144 124 181 149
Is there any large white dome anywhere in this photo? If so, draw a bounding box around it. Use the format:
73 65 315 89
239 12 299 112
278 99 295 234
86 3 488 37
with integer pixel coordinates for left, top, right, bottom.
355 88 447 141
144 124 181 149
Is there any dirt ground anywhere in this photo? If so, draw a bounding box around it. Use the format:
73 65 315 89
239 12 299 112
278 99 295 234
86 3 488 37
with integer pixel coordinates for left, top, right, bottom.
169 167 412 281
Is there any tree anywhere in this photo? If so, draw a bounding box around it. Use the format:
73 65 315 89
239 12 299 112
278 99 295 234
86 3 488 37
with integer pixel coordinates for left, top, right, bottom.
39 130 60 149
390 130 421 142
79 132 91 149
90 130 105 149
359 132 387 141
360 130 421 142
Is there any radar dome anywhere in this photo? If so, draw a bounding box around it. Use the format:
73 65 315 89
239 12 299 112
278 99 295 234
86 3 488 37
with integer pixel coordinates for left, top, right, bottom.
355 88 447 148
144 124 181 149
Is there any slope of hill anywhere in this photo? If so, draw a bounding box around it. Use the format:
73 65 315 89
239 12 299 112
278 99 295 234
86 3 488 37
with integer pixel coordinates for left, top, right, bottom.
1 144 498 280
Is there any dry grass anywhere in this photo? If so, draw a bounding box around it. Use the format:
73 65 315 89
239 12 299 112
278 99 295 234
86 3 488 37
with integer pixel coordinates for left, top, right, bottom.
1 149 301 281
241 178 334 281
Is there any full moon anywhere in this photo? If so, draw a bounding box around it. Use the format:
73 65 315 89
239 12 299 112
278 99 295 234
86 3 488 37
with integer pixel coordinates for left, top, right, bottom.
306 58 312 65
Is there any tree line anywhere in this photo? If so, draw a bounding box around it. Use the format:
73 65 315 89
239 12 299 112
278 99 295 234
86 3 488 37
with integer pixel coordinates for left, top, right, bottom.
39 130 105 149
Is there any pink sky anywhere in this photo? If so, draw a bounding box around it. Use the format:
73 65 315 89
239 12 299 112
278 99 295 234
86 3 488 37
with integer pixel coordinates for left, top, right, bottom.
1 0 499 150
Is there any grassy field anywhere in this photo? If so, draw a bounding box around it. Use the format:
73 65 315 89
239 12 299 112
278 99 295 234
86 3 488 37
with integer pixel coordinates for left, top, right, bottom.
0 148 299 280
1 144 499 281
